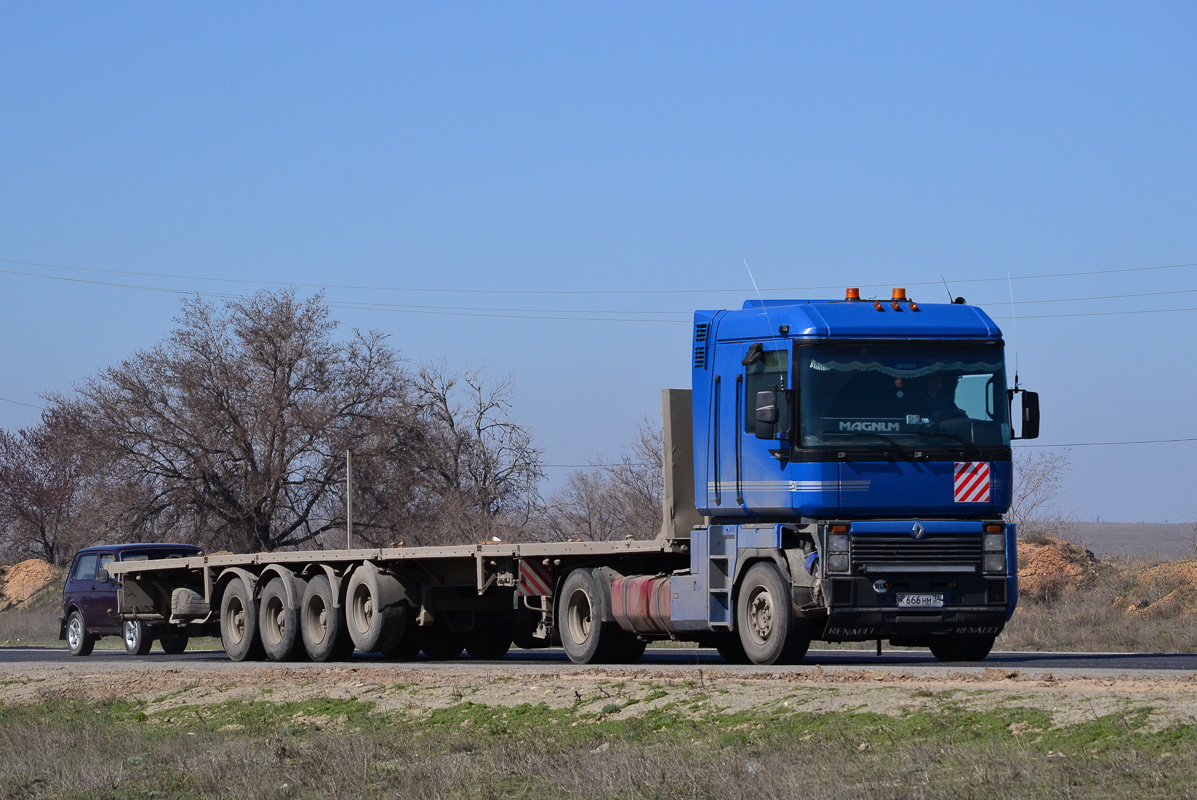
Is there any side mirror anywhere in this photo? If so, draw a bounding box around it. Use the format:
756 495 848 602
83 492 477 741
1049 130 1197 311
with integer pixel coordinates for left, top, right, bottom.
96 567 110 584
1008 389 1040 440
754 390 778 439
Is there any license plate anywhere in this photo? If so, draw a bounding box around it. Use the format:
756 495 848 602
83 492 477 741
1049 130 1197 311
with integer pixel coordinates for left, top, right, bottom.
898 593 944 608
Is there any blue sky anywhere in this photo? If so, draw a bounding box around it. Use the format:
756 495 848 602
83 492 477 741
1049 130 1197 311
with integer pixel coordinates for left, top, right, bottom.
2 3 1195 523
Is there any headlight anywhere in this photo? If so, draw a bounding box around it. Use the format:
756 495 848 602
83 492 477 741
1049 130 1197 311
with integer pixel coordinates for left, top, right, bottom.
828 534 849 553
983 554 1006 574
827 554 850 573
983 533 1005 552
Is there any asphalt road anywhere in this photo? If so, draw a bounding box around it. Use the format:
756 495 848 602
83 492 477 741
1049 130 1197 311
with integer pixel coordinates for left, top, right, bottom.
3 645 1195 677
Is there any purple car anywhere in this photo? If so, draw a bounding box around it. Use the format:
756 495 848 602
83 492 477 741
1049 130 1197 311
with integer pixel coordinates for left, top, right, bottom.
60 543 204 656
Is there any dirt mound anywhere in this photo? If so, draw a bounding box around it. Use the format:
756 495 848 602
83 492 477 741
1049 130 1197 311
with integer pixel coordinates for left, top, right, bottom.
0 559 62 611
1017 535 1096 600
1115 560 1197 618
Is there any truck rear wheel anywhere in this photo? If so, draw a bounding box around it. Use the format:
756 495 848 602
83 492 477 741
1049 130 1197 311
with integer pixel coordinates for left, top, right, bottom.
66 610 95 657
301 574 356 662
928 634 996 662
259 576 307 662
465 613 513 660
124 620 153 656
559 568 621 664
220 579 265 662
346 565 408 656
736 563 809 665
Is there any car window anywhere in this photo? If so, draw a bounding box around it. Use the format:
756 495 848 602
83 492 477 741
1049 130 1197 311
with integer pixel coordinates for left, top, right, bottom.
96 554 116 583
72 554 98 582
120 549 201 561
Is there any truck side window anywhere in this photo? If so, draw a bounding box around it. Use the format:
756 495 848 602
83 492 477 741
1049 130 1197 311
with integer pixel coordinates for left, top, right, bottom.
72 554 98 582
744 349 790 435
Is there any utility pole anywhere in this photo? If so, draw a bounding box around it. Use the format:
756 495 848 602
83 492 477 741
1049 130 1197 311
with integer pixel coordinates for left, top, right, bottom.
346 450 352 550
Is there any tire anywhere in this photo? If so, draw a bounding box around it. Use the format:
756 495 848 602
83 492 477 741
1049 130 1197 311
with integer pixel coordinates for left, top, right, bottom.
160 634 189 655
301 574 356 662
736 562 809 666
713 634 750 664
465 614 513 660
559 569 622 664
613 633 647 664
422 627 465 661
258 576 307 662
220 578 265 662
928 634 996 662
124 620 154 656
391 620 423 661
345 565 409 656
66 610 95 657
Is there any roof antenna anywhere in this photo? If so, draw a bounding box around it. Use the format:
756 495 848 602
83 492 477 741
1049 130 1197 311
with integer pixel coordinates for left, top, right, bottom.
1007 271 1020 390
744 259 778 335
940 275 955 303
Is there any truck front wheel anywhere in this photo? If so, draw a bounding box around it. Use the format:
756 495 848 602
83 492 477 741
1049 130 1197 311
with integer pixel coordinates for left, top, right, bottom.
736 563 809 666
220 580 265 662
928 634 996 662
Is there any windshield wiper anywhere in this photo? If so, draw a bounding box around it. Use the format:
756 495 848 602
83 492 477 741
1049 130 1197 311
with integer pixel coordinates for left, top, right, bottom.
915 430 984 457
843 432 916 460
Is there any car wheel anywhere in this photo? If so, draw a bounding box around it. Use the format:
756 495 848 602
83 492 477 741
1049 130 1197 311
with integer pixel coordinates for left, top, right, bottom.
159 634 189 655
124 620 153 656
66 610 95 657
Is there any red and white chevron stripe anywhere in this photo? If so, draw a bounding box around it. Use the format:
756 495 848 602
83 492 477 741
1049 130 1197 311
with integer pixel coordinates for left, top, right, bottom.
954 462 991 503
518 559 554 596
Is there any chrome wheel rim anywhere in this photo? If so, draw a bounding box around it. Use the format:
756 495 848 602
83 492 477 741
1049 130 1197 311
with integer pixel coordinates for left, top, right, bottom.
68 616 83 649
124 620 139 649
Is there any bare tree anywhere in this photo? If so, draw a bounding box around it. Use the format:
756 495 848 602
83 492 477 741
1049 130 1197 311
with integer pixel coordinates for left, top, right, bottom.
540 419 664 542
1007 450 1074 539
0 419 87 565
413 363 544 544
51 290 426 553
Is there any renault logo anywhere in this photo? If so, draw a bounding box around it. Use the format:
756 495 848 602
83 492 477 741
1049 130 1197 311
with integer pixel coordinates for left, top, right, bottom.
911 522 927 540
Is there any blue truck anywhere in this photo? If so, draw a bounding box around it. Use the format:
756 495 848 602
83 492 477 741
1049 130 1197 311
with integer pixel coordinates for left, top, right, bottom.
94 289 1036 665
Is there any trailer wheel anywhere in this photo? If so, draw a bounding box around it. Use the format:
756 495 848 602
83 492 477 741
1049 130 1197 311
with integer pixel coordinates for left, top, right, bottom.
736 563 809 665
391 620 423 661
259 577 307 661
160 634 189 655
123 620 153 656
422 627 465 660
559 569 621 664
928 634 996 662
301 574 356 662
465 614 513 660
66 610 95 657
220 579 265 662
345 566 408 656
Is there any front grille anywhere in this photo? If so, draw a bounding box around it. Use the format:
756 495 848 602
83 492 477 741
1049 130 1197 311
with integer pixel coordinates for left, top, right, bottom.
987 579 1008 605
831 580 852 606
851 534 981 573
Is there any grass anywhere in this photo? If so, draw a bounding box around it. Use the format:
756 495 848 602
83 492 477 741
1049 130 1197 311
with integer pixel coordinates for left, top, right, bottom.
1 694 1196 799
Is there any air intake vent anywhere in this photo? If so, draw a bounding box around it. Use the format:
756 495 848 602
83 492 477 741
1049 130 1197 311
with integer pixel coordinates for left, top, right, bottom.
693 323 709 369
851 534 982 573
832 580 853 606
987 579 1007 605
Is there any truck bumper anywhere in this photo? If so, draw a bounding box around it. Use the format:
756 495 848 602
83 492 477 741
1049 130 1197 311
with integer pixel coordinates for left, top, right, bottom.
819 607 1007 642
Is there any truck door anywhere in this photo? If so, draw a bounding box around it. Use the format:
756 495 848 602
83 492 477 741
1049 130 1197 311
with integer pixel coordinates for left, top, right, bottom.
717 342 793 514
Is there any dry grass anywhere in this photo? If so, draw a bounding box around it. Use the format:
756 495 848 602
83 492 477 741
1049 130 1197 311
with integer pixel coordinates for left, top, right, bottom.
1 694 1196 800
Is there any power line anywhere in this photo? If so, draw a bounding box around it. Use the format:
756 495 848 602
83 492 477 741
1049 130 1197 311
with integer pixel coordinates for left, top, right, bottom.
3 256 1196 297
1016 437 1197 448
0 395 44 409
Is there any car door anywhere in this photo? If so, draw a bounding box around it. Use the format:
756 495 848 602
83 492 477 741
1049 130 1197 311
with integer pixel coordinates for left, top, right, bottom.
82 552 120 634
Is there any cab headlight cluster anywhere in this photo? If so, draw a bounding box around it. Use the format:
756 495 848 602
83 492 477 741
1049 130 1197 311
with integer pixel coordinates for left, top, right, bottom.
982 531 1006 574
826 532 850 573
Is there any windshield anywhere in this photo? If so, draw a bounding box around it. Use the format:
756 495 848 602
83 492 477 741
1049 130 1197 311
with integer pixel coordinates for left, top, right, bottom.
798 341 1010 451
